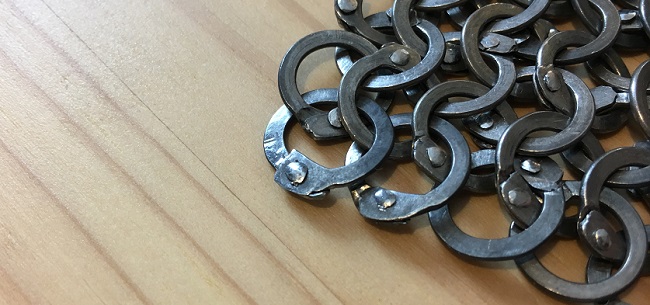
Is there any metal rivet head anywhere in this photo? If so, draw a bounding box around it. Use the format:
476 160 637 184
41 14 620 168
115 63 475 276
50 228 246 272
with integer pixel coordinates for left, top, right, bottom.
374 189 396 210
508 189 532 207
427 146 447 167
521 159 542 174
390 49 410 66
543 70 562 92
328 109 342 128
475 113 494 130
337 0 358 13
593 228 612 250
286 161 308 185
480 35 500 49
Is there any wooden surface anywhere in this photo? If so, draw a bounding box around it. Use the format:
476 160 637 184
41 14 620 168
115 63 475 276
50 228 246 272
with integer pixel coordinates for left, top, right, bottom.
0 0 648 304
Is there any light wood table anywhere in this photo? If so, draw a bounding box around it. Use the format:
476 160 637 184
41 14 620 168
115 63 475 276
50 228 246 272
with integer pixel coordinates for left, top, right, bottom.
0 0 648 304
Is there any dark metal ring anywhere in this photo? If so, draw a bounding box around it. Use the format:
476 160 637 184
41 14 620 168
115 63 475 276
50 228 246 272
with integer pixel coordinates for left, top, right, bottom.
345 115 470 222
414 53 516 118
438 31 468 74
338 44 415 154
585 226 650 305
572 0 645 49
485 0 550 33
580 146 650 219
428 186 564 261
514 187 647 303
513 0 575 19
641 0 650 38
584 48 650 92
461 3 523 86
553 0 621 64
415 0 468 11
393 0 428 56
496 112 571 226
445 3 474 29
264 89 394 198
554 181 583 238
522 70 595 156
335 0 397 45
337 20 444 91
561 135 650 188
386 113 418 161
560 131 605 177
363 11 395 33
630 59 650 138
578 147 650 261
534 31 592 113
278 30 378 139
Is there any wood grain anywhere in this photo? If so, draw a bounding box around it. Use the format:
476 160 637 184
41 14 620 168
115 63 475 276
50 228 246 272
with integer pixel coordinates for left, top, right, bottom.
0 0 647 304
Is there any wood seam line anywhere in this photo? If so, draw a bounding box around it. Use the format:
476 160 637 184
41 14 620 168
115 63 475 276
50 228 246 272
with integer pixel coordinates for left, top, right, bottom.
0 264 33 304
0 139 153 305
8 1 337 303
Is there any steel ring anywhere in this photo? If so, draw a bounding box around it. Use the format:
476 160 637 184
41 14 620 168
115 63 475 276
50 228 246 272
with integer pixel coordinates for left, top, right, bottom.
514 188 647 303
264 89 394 198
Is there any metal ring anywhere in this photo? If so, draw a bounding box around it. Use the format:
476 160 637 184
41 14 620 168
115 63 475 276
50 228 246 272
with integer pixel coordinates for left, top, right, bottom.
393 0 428 56
428 186 564 261
335 0 397 45
554 181 582 238
386 113 418 161
561 135 650 187
641 0 650 38
336 20 444 92
278 30 378 140
560 132 605 177
264 89 394 198
496 112 571 226
414 53 516 118
521 71 595 156
580 146 650 219
363 11 395 32
461 3 523 85
514 187 647 303
586 226 650 299
578 146 650 261
345 115 470 222
415 0 468 11
572 0 645 49
534 31 592 113
439 31 469 74
445 3 473 29
630 60 650 138
338 44 415 154
584 48 650 92
553 0 621 64
512 0 575 19
484 0 550 33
